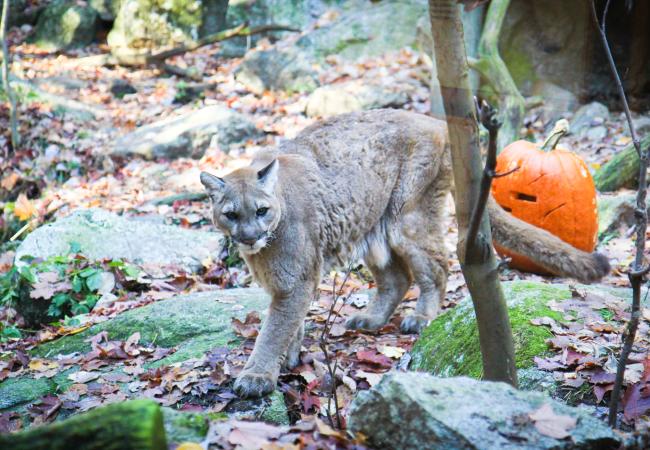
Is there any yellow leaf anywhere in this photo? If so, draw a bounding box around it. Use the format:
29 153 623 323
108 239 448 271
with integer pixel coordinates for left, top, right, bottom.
378 345 406 359
28 359 59 372
176 443 204 450
14 193 36 221
590 162 601 170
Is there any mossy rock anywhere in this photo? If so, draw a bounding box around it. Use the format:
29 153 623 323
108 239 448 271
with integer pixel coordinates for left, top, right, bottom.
0 289 268 412
33 289 269 358
107 0 228 59
410 281 631 381
29 0 98 51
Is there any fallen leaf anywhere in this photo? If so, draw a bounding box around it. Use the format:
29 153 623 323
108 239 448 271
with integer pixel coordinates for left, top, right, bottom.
528 403 576 439
14 193 37 221
231 311 261 338
377 345 405 359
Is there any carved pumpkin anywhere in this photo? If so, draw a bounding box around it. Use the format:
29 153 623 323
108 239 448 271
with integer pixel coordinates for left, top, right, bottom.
491 120 598 274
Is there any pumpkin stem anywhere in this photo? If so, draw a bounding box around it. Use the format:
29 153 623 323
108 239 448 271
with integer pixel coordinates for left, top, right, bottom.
541 119 570 151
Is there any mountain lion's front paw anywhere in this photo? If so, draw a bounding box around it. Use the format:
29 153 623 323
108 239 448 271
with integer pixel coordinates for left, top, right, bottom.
400 314 431 334
345 313 386 331
233 371 276 398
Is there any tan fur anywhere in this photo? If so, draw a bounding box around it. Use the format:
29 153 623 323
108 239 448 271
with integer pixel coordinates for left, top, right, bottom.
200 110 609 398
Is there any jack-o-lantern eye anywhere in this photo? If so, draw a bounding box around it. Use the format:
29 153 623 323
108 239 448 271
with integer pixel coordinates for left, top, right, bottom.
224 211 238 221
256 207 269 217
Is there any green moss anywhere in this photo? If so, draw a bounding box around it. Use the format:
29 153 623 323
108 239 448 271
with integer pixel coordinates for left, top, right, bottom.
410 281 569 378
30 0 98 51
502 47 536 89
162 407 209 444
260 391 289 425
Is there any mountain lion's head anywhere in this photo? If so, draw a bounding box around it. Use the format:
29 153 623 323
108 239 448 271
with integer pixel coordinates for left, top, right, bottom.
200 160 281 255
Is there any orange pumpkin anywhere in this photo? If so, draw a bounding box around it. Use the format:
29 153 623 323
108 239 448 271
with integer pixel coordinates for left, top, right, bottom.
491 120 598 274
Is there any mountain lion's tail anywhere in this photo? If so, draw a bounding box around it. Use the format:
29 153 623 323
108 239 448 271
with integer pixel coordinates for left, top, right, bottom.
488 197 610 284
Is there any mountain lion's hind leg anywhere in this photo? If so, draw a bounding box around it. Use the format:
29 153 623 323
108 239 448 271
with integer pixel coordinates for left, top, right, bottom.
346 251 412 331
395 193 448 334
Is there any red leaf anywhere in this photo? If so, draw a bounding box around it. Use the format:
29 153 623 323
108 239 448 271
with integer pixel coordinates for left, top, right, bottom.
356 350 392 369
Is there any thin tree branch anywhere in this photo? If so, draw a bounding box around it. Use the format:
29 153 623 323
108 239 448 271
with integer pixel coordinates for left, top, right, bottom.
318 266 354 429
590 0 648 429
465 99 503 261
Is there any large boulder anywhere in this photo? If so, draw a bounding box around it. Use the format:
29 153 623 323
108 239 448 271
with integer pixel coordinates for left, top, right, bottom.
14 209 221 274
597 192 650 239
348 373 623 450
295 0 427 61
235 49 320 95
305 82 409 118
107 0 228 60
29 0 98 51
409 281 629 388
111 106 260 159
0 289 290 424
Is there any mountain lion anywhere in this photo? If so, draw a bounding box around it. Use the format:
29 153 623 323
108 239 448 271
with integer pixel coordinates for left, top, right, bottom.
200 109 609 398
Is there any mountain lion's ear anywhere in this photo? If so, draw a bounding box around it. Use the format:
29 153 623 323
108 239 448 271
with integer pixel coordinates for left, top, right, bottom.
257 159 278 190
200 172 225 192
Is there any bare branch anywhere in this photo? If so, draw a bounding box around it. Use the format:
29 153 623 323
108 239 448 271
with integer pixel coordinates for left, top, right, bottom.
465 99 502 263
318 266 354 429
590 0 648 429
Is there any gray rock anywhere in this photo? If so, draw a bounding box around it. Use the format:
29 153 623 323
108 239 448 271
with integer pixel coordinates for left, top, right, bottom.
632 116 650 136
15 208 221 274
586 125 608 140
571 102 610 136
348 373 622 450
499 1 592 97
531 81 579 119
598 192 650 239
107 0 228 60
305 83 409 118
235 49 319 95
29 0 98 51
295 0 428 61
111 105 260 159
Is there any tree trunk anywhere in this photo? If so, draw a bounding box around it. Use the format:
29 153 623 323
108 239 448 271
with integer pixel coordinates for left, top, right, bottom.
0 400 167 450
467 0 524 151
1 0 19 151
428 0 517 386
593 134 650 192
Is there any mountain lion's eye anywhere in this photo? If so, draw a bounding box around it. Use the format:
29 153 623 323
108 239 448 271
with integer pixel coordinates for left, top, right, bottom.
224 211 238 221
256 207 269 217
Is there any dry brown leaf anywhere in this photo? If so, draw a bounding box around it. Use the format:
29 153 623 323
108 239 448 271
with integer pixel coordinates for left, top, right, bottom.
528 403 576 439
1 172 19 190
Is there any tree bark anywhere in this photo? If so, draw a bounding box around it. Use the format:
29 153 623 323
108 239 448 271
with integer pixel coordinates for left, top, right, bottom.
467 0 524 151
1 0 18 152
593 134 650 192
428 0 517 386
0 400 166 450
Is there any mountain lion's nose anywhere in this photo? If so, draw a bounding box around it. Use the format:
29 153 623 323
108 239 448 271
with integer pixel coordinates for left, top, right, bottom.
240 237 257 246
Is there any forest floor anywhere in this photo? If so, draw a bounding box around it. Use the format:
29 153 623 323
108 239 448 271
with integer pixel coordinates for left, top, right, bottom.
0 22 649 448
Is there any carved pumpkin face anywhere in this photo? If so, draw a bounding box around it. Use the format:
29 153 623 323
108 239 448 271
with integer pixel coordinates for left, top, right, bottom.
491 140 598 274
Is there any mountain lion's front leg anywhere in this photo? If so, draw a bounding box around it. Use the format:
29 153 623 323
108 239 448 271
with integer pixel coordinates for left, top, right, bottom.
233 284 313 398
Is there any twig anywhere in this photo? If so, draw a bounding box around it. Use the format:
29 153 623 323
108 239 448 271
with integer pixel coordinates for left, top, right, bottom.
465 99 505 262
0 0 18 152
590 0 647 429
318 266 353 429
